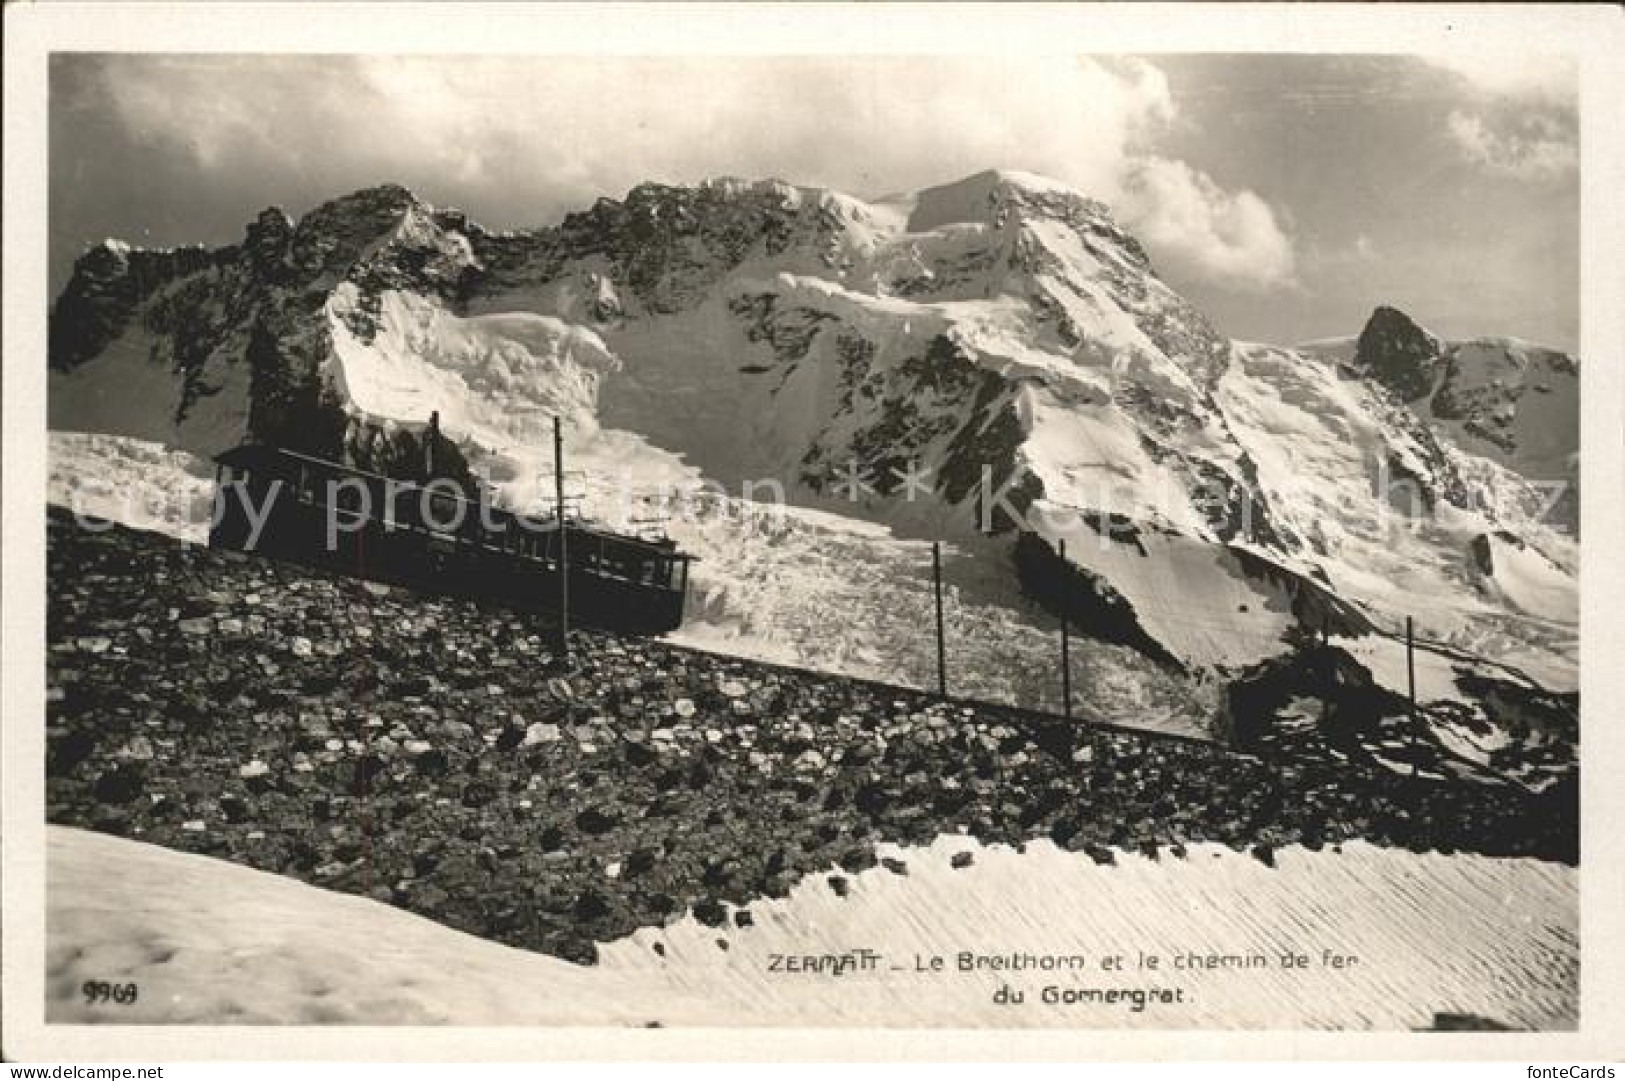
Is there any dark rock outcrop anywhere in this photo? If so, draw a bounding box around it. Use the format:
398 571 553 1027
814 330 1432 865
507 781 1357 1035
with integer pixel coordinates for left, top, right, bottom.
1354 306 1446 403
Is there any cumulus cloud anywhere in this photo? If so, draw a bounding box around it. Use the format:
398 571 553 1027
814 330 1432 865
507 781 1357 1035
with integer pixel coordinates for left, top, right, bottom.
1116 158 1298 292
73 54 1177 223
1414 53 1578 182
1446 109 1578 180
54 53 1297 294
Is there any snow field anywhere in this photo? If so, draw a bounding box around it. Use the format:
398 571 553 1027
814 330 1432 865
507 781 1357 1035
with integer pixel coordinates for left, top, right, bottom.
47 826 1576 1029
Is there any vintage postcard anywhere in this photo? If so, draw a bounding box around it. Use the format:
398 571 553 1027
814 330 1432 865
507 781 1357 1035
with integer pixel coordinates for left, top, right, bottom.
3 1 1623 1064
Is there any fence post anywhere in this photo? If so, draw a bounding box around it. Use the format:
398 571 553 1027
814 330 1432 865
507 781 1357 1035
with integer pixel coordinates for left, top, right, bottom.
932 541 947 698
1405 615 1416 713
554 416 570 662
1406 615 1419 778
1059 537 1072 720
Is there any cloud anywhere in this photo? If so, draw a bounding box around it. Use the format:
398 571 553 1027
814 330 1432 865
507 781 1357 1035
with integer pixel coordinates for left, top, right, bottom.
1414 53 1578 182
74 55 1172 218
1419 53 1575 104
1116 157 1298 292
1446 108 1578 180
54 54 1299 295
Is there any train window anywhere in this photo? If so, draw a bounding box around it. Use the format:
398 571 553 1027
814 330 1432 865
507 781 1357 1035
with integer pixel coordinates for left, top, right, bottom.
332 479 369 530
378 486 402 532
400 487 426 533
426 493 460 533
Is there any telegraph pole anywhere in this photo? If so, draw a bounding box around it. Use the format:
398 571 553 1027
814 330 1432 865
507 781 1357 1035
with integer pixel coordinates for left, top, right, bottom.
425 410 439 479
1405 616 1416 713
554 416 570 662
1059 538 1073 720
932 541 947 698
1406 615 1419 778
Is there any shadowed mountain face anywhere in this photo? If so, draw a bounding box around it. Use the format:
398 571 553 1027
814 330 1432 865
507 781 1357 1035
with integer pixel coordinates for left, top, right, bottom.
1354 306 1445 403
47 170 1578 737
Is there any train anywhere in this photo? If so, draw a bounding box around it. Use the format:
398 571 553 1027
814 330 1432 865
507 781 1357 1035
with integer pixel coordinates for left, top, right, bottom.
207 442 695 635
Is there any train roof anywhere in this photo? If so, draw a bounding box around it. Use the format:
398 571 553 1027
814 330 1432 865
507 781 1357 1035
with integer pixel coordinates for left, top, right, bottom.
216 444 400 484
213 443 695 560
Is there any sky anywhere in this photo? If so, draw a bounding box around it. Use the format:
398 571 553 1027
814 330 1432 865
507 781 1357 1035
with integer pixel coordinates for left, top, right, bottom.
49 52 1579 351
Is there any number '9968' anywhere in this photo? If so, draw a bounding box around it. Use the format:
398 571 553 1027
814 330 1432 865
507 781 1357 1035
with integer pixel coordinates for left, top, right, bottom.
83 980 138 1005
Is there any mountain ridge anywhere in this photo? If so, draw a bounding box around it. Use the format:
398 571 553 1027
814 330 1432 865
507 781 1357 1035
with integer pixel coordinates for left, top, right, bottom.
46 168 1580 744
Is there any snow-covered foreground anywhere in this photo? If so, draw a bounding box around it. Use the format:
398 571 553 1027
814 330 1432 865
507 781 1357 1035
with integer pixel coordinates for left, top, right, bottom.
48 826 1576 1029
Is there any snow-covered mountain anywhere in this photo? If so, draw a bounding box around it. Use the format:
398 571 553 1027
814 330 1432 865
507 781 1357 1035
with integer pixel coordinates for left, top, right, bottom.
47 169 1580 742
1300 306 1579 532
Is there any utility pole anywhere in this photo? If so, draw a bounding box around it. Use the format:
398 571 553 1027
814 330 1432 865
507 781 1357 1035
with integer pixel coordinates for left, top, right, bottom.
554 416 570 662
424 410 438 480
1406 615 1419 778
1059 537 1072 720
1405 615 1416 714
932 541 947 698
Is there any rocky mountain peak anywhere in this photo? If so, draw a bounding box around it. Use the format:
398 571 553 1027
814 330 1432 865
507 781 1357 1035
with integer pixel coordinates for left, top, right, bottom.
243 207 295 274
910 170 1094 228
50 240 223 372
284 183 434 275
1353 305 1446 402
904 170 1150 266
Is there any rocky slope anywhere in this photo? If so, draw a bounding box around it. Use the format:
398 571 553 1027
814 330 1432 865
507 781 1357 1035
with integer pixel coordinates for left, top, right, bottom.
47 169 1579 729
46 513 1576 970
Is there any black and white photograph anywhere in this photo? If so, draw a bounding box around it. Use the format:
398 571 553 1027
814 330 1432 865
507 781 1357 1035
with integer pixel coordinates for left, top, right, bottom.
4 1 1622 1064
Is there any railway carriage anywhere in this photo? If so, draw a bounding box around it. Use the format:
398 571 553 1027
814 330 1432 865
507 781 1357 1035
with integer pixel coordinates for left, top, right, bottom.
208 444 694 635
